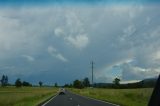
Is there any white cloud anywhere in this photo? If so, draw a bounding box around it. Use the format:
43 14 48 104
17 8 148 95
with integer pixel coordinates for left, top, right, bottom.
65 34 89 49
54 28 64 37
47 46 68 62
123 25 136 37
65 11 84 34
146 17 151 25
56 54 68 62
48 46 57 53
21 55 35 62
153 50 160 61
150 26 160 37
0 5 159 84
95 75 114 83
121 63 159 81
111 5 144 19
120 80 140 84
51 10 89 50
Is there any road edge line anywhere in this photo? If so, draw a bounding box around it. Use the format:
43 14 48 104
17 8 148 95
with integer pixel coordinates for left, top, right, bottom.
39 93 58 106
69 91 120 106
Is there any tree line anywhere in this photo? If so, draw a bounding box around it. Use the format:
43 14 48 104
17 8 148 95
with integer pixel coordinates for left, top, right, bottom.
63 77 121 89
1 74 155 89
64 77 90 89
64 77 156 89
0 75 46 87
0 75 61 88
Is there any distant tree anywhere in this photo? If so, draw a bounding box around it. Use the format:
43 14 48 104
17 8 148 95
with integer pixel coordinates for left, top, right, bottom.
39 81 43 87
73 80 84 89
64 83 73 88
1 75 5 86
15 78 22 87
4 75 8 86
83 77 90 87
54 82 58 87
69 83 73 88
1 75 8 87
64 84 69 87
113 77 120 88
22 81 32 86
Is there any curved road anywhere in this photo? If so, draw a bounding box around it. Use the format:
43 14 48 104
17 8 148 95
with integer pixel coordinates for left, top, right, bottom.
42 90 119 106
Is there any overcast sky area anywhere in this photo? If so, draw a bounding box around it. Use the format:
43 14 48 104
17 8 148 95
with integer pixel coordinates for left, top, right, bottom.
0 0 160 85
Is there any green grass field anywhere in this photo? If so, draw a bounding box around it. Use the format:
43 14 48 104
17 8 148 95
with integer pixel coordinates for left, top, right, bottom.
0 87 58 106
70 88 153 106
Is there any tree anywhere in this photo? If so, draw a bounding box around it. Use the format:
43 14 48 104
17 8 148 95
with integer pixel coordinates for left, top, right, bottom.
4 75 8 86
39 81 43 87
69 83 73 88
73 80 84 89
15 78 22 87
113 77 120 87
54 82 58 87
64 84 69 87
83 77 90 87
1 75 5 86
1 75 8 87
64 83 73 88
22 81 32 86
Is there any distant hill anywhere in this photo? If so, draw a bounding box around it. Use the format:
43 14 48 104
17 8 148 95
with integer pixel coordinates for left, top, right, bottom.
140 77 157 88
93 83 113 88
93 77 158 88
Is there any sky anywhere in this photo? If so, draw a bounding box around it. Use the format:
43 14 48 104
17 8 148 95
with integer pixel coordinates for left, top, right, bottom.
0 0 160 85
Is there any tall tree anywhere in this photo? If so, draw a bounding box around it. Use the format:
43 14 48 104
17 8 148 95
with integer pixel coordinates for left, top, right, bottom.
1 75 8 86
73 79 84 89
83 77 90 87
39 81 43 87
4 75 8 86
113 77 120 86
22 81 32 86
55 82 58 87
15 78 22 87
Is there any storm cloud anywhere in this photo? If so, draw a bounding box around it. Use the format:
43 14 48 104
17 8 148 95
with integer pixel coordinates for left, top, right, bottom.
0 2 160 85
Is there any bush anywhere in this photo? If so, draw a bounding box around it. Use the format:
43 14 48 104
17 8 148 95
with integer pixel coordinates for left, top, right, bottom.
15 78 22 87
73 80 84 89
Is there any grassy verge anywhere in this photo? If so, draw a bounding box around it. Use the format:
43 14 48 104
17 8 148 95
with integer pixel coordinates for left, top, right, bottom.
0 86 58 106
69 88 153 106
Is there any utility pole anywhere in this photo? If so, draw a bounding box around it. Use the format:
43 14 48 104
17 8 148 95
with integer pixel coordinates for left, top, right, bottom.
91 61 94 87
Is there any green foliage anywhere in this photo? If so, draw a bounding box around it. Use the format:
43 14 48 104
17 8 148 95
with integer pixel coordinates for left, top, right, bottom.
73 79 84 89
113 77 120 88
15 78 22 87
64 83 73 88
72 77 90 89
1 75 8 87
83 77 90 87
54 83 58 87
39 81 43 87
22 81 32 87
113 77 120 85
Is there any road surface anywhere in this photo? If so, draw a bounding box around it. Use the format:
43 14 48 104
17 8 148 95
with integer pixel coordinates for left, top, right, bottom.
42 90 119 106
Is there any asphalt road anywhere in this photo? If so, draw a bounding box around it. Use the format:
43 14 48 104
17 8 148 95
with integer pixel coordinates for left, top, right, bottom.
42 90 119 106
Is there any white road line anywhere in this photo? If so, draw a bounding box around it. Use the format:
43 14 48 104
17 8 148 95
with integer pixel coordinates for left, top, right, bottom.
41 94 58 106
70 91 120 106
